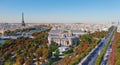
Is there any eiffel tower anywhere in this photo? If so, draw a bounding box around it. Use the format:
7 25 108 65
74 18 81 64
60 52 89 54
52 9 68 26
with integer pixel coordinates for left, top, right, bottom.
22 12 25 26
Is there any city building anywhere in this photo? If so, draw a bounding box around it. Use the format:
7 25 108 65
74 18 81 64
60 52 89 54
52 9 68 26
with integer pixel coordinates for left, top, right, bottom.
48 23 111 46
58 46 69 55
48 29 82 46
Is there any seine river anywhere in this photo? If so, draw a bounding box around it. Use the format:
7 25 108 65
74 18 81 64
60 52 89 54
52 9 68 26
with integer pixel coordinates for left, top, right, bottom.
0 40 5 43
0 27 48 44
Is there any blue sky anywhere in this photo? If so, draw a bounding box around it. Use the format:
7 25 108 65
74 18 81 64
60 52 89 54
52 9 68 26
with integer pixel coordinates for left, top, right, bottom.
0 0 120 24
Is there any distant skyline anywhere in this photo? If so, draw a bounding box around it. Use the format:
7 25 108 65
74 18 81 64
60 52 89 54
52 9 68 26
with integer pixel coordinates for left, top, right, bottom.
0 0 120 24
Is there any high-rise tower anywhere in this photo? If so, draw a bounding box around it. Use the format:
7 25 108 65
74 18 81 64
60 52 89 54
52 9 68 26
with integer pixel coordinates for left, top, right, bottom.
22 12 25 26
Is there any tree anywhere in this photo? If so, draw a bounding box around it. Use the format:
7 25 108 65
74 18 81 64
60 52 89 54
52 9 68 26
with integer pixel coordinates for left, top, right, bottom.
64 48 73 54
36 48 42 57
4 60 11 65
14 55 24 65
54 49 59 59
15 49 20 55
50 42 58 52
74 40 79 46
24 58 33 65
42 48 49 59
80 34 92 44
2 51 9 60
